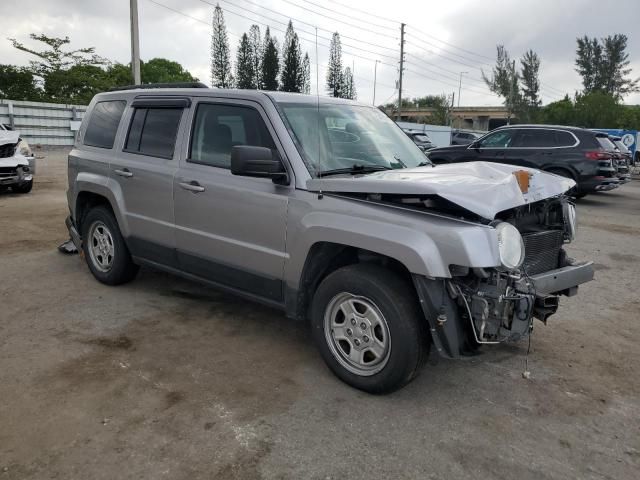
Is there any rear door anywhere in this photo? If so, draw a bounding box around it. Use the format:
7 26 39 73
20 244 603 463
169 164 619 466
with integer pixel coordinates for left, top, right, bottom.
110 97 189 266
173 99 290 303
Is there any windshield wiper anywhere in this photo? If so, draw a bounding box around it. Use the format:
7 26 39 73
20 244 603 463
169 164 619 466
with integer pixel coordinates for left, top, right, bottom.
318 164 393 176
417 161 433 167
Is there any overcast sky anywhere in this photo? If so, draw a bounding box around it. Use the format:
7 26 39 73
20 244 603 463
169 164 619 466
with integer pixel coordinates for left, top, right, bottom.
1 0 639 106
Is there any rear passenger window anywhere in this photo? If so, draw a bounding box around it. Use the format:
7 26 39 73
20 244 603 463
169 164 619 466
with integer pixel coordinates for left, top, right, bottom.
84 100 126 149
189 103 276 168
514 129 557 147
125 108 182 159
554 131 576 147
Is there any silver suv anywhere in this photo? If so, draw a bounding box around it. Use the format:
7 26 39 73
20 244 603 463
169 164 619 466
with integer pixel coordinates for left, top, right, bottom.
66 84 594 393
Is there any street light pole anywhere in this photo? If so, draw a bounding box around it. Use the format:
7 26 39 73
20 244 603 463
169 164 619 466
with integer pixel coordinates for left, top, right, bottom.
372 60 379 106
130 0 141 85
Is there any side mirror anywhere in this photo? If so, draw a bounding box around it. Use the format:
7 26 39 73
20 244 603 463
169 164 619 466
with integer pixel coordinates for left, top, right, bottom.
469 140 480 149
230 145 289 184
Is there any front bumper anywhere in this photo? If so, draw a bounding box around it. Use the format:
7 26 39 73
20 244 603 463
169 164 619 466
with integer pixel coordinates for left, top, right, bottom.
518 261 594 296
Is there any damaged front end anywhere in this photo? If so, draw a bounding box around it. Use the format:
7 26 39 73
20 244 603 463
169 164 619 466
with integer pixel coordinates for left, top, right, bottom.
414 196 594 359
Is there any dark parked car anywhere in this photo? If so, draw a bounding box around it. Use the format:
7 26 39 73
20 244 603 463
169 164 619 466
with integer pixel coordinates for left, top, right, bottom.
426 125 619 197
451 130 480 146
402 129 434 152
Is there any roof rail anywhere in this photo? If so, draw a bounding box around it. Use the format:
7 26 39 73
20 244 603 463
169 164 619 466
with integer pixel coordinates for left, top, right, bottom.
108 82 209 92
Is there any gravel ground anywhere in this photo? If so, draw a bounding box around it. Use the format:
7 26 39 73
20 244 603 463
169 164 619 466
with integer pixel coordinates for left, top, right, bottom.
1 148 639 480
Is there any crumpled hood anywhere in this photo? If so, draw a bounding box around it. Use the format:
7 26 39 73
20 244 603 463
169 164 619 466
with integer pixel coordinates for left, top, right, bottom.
0 130 19 146
306 161 575 219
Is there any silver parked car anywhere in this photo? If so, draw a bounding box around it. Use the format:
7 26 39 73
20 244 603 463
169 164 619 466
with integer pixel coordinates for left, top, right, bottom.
66 84 594 393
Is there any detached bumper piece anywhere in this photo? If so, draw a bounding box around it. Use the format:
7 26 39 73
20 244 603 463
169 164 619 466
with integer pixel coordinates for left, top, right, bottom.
65 216 82 252
520 261 594 296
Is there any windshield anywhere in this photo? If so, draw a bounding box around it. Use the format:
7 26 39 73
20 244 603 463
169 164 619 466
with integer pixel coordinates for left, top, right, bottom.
276 102 429 176
596 136 616 151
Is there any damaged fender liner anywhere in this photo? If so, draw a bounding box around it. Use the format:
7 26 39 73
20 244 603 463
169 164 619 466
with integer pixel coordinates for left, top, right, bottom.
412 275 468 359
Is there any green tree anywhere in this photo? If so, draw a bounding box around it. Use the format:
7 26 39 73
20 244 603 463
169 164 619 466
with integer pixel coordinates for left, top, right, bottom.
539 95 576 126
9 34 108 81
280 21 303 92
575 34 639 99
341 67 356 100
520 49 541 118
210 3 233 88
248 24 262 89
261 27 279 91
326 32 343 97
43 64 111 104
141 58 197 84
301 53 311 94
483 45 520 122
574 91 621 128
235 33 255 89
411 94 449 125
0 65 40 100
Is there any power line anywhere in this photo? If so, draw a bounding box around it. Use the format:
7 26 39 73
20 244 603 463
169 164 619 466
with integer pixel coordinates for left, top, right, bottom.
201 0 398 62
224 0 399 54
407 27 495 63
325 0 402 27
277 0 398 40
290 0 398 33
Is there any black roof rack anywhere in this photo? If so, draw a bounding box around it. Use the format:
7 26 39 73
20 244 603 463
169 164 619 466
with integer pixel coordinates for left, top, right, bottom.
108 82 209 92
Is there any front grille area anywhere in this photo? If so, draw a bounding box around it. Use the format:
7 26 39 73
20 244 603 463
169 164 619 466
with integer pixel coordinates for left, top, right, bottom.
522 230 564 275
0 166 18 178
0 143 17 158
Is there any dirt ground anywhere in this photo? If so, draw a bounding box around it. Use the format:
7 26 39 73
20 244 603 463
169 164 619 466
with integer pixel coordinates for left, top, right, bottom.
1 148 639 480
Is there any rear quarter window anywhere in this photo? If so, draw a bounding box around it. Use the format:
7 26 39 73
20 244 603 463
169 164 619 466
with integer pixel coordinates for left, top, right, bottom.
554 131 576 147
84 100 126 149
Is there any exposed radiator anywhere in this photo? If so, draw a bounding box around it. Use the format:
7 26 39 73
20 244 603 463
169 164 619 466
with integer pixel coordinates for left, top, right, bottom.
522 230 563 275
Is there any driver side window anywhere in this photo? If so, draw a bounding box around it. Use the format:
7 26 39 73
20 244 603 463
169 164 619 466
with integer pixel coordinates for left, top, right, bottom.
479 130 515 148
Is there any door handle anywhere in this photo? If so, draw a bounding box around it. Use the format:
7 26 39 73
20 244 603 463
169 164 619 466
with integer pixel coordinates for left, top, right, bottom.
179 180 205 193
114 168 133 178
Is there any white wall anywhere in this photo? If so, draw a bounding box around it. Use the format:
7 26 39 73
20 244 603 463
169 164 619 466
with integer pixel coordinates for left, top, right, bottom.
0 99 87 146
396 121 452 147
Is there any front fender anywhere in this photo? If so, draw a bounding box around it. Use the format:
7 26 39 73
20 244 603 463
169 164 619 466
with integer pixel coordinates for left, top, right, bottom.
285 206 501 289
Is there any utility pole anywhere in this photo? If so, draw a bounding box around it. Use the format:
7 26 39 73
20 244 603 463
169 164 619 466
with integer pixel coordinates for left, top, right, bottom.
507 60 515 125
396 23 405 121
130 0 141 85
372 59 379 106
457 71 468 107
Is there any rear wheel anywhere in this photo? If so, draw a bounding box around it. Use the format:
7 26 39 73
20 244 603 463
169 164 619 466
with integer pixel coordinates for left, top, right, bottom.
310 264 428 394
81 205 139 285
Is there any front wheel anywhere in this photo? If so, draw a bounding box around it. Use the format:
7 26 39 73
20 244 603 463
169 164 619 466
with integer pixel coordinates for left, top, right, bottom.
13 180 33 194
311 264 428 394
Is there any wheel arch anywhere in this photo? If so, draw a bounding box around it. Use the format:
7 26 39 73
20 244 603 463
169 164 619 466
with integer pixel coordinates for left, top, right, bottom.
286 241 417 321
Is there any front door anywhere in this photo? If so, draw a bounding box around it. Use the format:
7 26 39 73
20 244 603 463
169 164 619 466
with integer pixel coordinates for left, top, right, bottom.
110 100 188 266
472 129 517 164
173 100 290 303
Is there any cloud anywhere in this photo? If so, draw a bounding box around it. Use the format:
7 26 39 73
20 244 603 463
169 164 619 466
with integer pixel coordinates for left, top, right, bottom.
1 0 638 105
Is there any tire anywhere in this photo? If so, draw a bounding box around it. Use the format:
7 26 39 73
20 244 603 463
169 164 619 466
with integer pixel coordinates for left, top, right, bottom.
310 263 428 394
81 205 139 285
13 180 33 194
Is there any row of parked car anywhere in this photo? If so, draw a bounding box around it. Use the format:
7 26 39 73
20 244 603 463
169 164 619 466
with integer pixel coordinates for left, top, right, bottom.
403 125 633 198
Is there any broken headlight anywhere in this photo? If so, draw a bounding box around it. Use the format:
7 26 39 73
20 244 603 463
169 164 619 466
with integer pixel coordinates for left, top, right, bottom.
562 202 577 241
495 222 525 270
